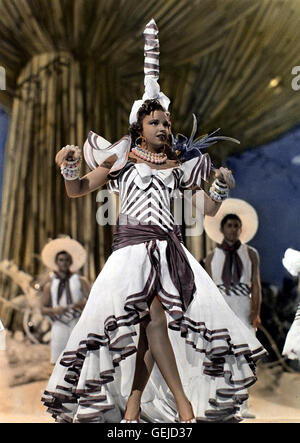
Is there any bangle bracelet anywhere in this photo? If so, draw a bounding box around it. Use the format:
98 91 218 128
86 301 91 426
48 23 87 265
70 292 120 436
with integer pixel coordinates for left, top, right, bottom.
209 178 229 202
213 179 228 192
61 170 80 181
61 165 80 181
61 157 81 180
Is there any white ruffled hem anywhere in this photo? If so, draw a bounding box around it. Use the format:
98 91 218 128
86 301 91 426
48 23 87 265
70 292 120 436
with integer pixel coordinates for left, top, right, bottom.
42 241 266 423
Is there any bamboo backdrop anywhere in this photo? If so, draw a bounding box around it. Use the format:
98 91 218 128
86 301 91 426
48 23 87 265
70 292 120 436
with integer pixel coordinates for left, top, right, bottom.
0 0 300 300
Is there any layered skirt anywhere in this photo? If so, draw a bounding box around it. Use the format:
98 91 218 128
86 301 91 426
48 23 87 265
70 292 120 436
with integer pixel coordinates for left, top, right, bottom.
42 238 266 423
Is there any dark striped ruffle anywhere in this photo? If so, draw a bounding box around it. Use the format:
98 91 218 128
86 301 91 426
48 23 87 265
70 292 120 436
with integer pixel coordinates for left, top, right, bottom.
42 272 266 423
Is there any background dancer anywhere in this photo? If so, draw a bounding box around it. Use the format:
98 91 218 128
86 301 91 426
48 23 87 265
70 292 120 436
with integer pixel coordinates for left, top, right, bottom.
204 198 262 418
41 236 90 364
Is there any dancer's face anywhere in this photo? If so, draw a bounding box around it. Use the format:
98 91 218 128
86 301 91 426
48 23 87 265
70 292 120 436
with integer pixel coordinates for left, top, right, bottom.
55 252 72 272
141 110 171 152
221 219 242 243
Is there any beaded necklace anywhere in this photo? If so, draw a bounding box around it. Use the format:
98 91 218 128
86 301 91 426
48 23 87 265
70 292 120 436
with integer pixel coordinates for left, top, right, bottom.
132 145 167 164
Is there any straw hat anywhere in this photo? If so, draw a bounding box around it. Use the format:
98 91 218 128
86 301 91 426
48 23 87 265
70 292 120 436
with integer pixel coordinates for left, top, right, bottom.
41 236 87 272
204 198 259 244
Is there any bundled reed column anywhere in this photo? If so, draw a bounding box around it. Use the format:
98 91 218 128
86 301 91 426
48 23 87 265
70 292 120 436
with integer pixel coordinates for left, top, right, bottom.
0 52 101 299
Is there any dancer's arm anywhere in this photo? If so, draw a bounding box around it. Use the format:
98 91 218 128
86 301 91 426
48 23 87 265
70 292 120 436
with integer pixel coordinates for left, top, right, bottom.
80 276 91 298
55 146 117 198
72 276 91 311
248 247 262 329
204 251 214 277
203 192 222 216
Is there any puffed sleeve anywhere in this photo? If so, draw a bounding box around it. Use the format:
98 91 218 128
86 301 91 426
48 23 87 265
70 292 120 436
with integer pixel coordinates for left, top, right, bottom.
178 153 212 190
83 132 131 172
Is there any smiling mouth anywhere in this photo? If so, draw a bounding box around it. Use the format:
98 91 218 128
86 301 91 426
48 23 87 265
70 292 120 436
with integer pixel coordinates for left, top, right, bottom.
157 134 167 141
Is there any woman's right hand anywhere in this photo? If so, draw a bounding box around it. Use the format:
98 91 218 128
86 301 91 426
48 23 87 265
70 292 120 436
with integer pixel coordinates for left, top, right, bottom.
55 145 81 167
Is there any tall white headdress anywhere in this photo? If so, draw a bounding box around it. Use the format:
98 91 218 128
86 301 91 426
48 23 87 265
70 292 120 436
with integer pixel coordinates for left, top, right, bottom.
83 19 169 171
129 18 170 125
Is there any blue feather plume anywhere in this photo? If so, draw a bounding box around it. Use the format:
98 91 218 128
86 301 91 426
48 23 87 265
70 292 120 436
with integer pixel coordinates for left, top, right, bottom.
171 114 240 166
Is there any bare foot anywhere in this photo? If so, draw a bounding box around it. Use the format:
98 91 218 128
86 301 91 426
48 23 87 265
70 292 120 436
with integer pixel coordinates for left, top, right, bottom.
123 392 141 421
177 397 195 422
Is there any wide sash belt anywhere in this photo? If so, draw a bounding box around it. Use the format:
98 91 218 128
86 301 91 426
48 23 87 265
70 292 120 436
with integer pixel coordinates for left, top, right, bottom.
112 216 195 310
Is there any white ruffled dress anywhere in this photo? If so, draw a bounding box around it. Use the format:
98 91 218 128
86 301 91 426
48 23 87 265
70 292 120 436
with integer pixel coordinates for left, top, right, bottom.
282 303 300 360
282 249 300 360
42 155 266 423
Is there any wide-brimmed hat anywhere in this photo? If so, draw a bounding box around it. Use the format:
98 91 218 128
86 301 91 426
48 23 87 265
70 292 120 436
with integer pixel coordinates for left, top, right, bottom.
204 198 259 244
41 236 87 272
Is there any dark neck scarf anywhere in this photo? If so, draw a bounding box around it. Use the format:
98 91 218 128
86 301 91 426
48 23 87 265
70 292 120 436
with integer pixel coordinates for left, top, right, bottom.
112 217 196 311
217 240 243 288
54 271 73 305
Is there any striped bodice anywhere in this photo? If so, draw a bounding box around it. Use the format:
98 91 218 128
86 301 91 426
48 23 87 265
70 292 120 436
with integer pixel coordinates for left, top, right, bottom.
119 174 175 230
107 155 211 231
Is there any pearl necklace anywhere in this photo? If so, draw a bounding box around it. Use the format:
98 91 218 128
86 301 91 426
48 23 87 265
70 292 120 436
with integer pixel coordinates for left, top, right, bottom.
132 145 167 164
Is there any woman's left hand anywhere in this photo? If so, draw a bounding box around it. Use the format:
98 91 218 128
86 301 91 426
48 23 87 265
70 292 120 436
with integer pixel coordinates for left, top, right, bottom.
215 167 235 189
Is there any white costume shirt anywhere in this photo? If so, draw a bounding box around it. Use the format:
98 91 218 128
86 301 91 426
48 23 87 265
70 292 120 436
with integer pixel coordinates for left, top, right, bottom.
210 243 255 332
50 273 84 363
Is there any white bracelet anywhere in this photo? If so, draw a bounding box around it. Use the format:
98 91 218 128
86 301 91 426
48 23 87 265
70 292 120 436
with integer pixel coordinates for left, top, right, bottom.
60 157 81 180
209 178 229 202
61 165 80 181
61 168 80 180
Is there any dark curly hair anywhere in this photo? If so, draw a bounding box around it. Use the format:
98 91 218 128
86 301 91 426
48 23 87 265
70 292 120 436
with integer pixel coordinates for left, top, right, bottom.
220 214 242 229
55 250 73 264
129 99 177 160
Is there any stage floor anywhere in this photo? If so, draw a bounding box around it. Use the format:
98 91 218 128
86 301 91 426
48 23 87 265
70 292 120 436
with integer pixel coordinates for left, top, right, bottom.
0 365 299 423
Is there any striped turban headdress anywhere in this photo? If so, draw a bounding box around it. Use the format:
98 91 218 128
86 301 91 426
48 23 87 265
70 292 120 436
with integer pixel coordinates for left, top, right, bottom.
129 18 170 125
83 19 170 171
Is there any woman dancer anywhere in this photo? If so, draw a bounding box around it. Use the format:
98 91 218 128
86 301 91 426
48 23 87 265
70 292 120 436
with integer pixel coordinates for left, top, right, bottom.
42 19 266 423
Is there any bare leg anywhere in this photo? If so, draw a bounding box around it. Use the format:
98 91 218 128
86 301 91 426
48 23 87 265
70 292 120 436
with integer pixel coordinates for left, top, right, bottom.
123 297 194 421
123 318 155 420
145 297 194 421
